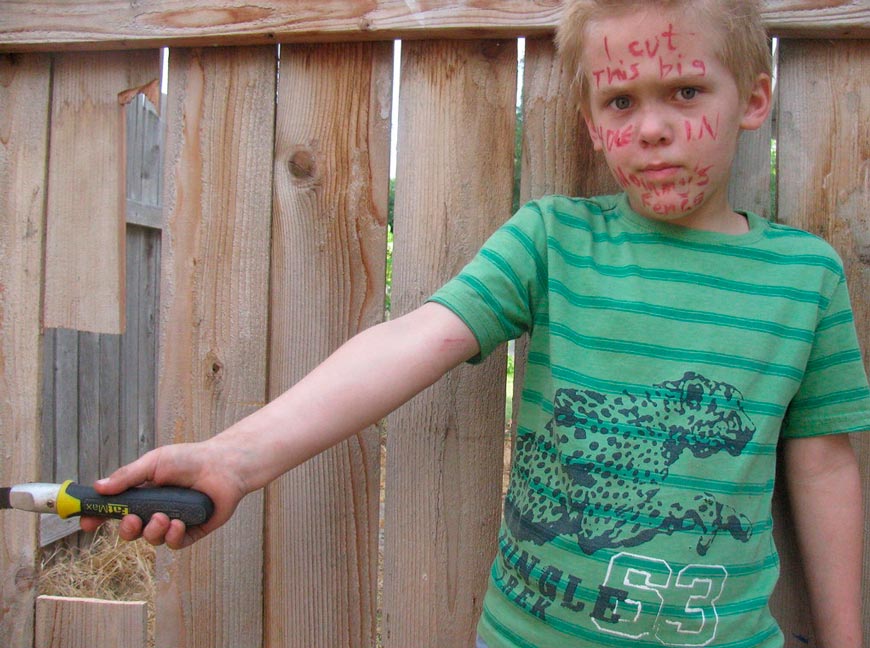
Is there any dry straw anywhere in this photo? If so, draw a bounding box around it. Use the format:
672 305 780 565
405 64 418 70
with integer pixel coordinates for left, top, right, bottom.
39 523 156 646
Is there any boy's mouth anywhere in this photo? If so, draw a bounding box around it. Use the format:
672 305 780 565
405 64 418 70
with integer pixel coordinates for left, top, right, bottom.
639 164 682 181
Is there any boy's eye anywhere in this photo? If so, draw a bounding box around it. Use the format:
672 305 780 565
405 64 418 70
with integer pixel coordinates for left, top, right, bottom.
610 96 632 110
677 87 699 101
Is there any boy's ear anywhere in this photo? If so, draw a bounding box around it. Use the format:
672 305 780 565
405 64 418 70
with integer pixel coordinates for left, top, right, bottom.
740 73 773 131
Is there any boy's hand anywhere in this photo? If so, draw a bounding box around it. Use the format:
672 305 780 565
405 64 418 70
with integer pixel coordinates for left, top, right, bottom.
79 441 248 550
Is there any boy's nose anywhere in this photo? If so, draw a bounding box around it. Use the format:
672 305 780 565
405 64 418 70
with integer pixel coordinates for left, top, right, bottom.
636 108 674 147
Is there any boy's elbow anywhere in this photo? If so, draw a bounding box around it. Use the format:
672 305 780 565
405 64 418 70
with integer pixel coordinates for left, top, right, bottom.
405 302 480 369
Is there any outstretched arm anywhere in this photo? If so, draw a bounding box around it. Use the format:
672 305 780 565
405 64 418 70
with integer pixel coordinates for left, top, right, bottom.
81 302 479 548
783 433 865 648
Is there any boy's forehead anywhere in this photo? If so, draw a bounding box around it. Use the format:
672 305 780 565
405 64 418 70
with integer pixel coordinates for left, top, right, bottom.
581 8 719 60
583 7 719 54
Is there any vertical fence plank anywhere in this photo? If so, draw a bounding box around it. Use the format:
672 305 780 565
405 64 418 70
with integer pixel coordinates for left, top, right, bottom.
382 39 517 648
515 37 621 425
35 596 147 648
99 333 122 476
41 329 58 480
520 37 620 203
43 51 159 334
77 332 101 484
0 52 51 648
121 225 162 465
728 108 774 220
120 227 143 466
726 37 775 220
137 226 161 456
53 329 80 482
774 38 870 643
265 41 392 648
155 46 276 648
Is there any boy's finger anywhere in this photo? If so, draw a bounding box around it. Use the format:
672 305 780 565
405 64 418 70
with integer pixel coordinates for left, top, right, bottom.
141 512 171 546
164 519 188 550
117 514 145 541
78 516 105 533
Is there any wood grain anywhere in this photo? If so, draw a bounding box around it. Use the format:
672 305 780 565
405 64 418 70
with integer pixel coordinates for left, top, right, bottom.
774 38 870 644
43 50 159 334
264 41 392 648
35 596 147 648
381 38 517 648
0 51 51 648
0 0 866 52
520 37 620 204
728 105 775 219
154 46 276 648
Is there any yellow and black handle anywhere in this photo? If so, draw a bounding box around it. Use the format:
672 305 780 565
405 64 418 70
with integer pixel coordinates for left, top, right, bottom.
56 480 214 527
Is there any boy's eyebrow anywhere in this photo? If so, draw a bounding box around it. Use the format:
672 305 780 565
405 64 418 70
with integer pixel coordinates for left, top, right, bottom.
588 67 712 95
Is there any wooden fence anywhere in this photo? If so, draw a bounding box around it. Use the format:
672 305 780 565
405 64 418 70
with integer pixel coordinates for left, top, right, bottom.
1 2 868 647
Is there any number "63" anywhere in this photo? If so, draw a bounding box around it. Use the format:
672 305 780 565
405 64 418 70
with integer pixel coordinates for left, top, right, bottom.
592 552 728 647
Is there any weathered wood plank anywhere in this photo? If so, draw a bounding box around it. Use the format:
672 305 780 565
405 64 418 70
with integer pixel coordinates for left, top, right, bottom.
136 227 160 456
41 328 58 481
264 41 392 648
774 38 870 644
0 0 866 52
382 39 517 648
125 92 163 215
53 329 80 483
98 333 121 477
77 331 101 486
120 228 143 467
0 51 51 648
120 225 160 464
35 596 147 648
728 105 775 219
43 50 160 334
520 37 620 203
154 46 275 648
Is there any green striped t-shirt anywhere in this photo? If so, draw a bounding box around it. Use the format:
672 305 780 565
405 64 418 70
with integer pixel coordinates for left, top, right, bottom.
428 193 870 648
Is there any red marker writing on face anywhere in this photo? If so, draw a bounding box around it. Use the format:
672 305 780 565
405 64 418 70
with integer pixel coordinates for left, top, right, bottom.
659 56 707 80
684 115 721 141
611 23 681 62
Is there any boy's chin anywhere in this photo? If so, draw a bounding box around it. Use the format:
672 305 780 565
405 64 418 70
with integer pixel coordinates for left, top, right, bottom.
628 194 706 225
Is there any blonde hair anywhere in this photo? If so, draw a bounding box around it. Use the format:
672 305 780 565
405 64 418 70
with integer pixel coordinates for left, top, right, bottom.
556 0 772 105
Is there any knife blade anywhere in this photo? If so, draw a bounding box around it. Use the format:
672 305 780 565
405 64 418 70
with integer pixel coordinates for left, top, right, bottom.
0 480 214 527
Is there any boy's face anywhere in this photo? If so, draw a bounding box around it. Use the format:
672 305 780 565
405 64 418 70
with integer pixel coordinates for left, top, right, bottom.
580 9 770 232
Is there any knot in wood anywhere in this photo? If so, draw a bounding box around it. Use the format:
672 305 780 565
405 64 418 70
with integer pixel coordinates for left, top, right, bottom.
288 149 317 182
204 350 224 385
481 40 506 60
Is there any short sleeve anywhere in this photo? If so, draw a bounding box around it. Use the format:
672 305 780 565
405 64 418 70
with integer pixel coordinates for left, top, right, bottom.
782 274 870 437
427 201 550 363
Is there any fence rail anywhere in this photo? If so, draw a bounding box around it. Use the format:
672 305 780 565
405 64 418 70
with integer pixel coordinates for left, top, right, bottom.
0 0 867 52
0 3 868 648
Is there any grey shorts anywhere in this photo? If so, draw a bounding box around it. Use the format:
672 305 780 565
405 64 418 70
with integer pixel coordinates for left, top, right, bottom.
476 636 489 648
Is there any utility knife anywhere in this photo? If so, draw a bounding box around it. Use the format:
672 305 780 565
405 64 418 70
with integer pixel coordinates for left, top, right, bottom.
0 480 214 527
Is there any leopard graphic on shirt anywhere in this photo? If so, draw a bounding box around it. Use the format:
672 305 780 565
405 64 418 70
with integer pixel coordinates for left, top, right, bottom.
504 371 756 556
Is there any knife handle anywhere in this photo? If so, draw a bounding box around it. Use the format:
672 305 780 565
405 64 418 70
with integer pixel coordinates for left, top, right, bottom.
57 480 214 527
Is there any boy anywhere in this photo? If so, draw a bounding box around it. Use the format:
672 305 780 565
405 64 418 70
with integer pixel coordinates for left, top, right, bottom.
85 1 868 646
